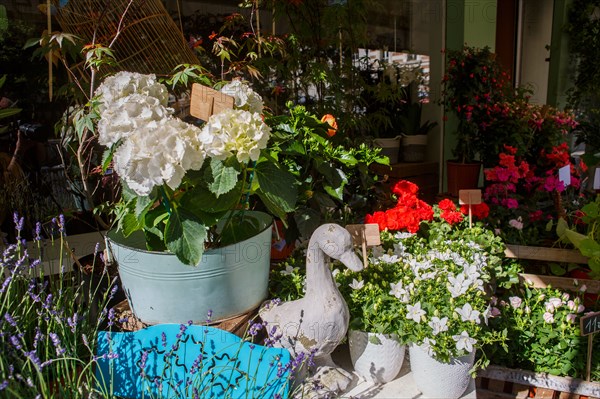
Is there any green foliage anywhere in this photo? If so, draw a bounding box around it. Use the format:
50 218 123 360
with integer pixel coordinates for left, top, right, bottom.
0 220 118 397
485 285 590 378
266 103 388 239
566 0 600 160
559 194 600 277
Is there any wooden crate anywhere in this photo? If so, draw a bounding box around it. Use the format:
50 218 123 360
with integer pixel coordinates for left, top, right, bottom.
477 366 600 399
479 245 599 398
504 244 600 294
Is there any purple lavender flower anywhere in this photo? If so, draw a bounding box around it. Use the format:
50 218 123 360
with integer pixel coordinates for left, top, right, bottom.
109 284 119 299
248 320 265 336
25 350 42 369
190 353 203 374
0 380 8 391
49 332 66 355
107 308 116 327
34 222 42 241
67 313 79 332
139 350 149 377
9 335 22 350
82 334 89 347
193 387 199 399
206 309 213 323
58 214 65 234
13 212 24 232
176 323 187 340
3 313 16 328
161 332 167 348
94 242 101 255
33 327 42 349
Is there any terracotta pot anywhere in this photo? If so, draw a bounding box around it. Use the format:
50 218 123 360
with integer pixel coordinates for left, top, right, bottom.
446 160 482 197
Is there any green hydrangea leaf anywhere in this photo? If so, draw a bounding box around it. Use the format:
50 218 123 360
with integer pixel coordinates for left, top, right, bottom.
255 161 298 220
165 208 207 266
206 158 239 197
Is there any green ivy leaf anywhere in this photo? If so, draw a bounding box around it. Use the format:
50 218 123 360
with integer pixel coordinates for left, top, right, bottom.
165 208 207 266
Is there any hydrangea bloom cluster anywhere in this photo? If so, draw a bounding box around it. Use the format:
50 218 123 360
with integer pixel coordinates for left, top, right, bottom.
220 79 264 114
95 72 270 197
198 108 270 163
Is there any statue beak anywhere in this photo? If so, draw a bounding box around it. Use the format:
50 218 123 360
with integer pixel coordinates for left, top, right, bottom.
340 250 363 272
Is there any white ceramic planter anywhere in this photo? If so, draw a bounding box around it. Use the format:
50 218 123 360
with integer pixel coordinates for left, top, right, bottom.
348 330 406 384
373 136 401 164
409 344 475 399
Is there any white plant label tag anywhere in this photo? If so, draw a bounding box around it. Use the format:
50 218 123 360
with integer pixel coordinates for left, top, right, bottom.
558 164 571 187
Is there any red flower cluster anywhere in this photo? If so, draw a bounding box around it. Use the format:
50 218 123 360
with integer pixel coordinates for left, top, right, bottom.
365 180 491 232
365 180 433 233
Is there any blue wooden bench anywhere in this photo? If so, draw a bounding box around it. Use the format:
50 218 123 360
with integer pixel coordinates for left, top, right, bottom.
95 324 292 398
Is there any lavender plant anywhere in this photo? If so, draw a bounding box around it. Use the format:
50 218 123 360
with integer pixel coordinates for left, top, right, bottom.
0 213 118 398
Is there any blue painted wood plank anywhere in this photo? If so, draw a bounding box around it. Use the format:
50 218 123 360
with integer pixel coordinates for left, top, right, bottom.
95 324 292 399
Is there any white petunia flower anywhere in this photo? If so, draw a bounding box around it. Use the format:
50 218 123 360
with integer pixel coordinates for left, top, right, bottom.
452 331 477 353
349 279 364 290
428 316 448 335
406 302 426 323
455 303 481 324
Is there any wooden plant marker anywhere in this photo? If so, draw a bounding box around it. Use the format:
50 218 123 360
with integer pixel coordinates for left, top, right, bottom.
458 189 482 228
190 83 235 121
346 224 380 268
581 311 600 381
95 324 292 399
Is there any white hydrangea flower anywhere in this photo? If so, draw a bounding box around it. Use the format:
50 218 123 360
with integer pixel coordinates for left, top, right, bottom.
95 71 169 114
97 93 173 146
220 80 264 114
198 109 270 163
114 117 205 196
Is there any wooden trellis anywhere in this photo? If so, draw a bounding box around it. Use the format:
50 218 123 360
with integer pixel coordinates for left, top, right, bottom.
52 0 199 77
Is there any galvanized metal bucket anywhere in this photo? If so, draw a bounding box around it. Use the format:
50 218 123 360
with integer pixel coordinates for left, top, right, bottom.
106 211 273 325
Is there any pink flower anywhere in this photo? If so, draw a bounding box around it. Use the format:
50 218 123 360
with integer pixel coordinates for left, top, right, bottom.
509 296 522 308
505 198 519 209
566 314 577 323
543 312 554 323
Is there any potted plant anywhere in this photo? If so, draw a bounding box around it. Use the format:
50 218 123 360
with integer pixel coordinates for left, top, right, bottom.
95 72 299 324
354 181 511 397
441 46 514 195
398 101 437 163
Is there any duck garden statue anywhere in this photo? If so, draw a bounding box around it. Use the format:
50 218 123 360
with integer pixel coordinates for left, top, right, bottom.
259 223 363 394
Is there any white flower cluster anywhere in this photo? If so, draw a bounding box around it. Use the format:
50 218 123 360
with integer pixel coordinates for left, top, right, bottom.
96 72 171 146
198 108 270 163
95 72 270 196
220 80 264 114
113 118 205 196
